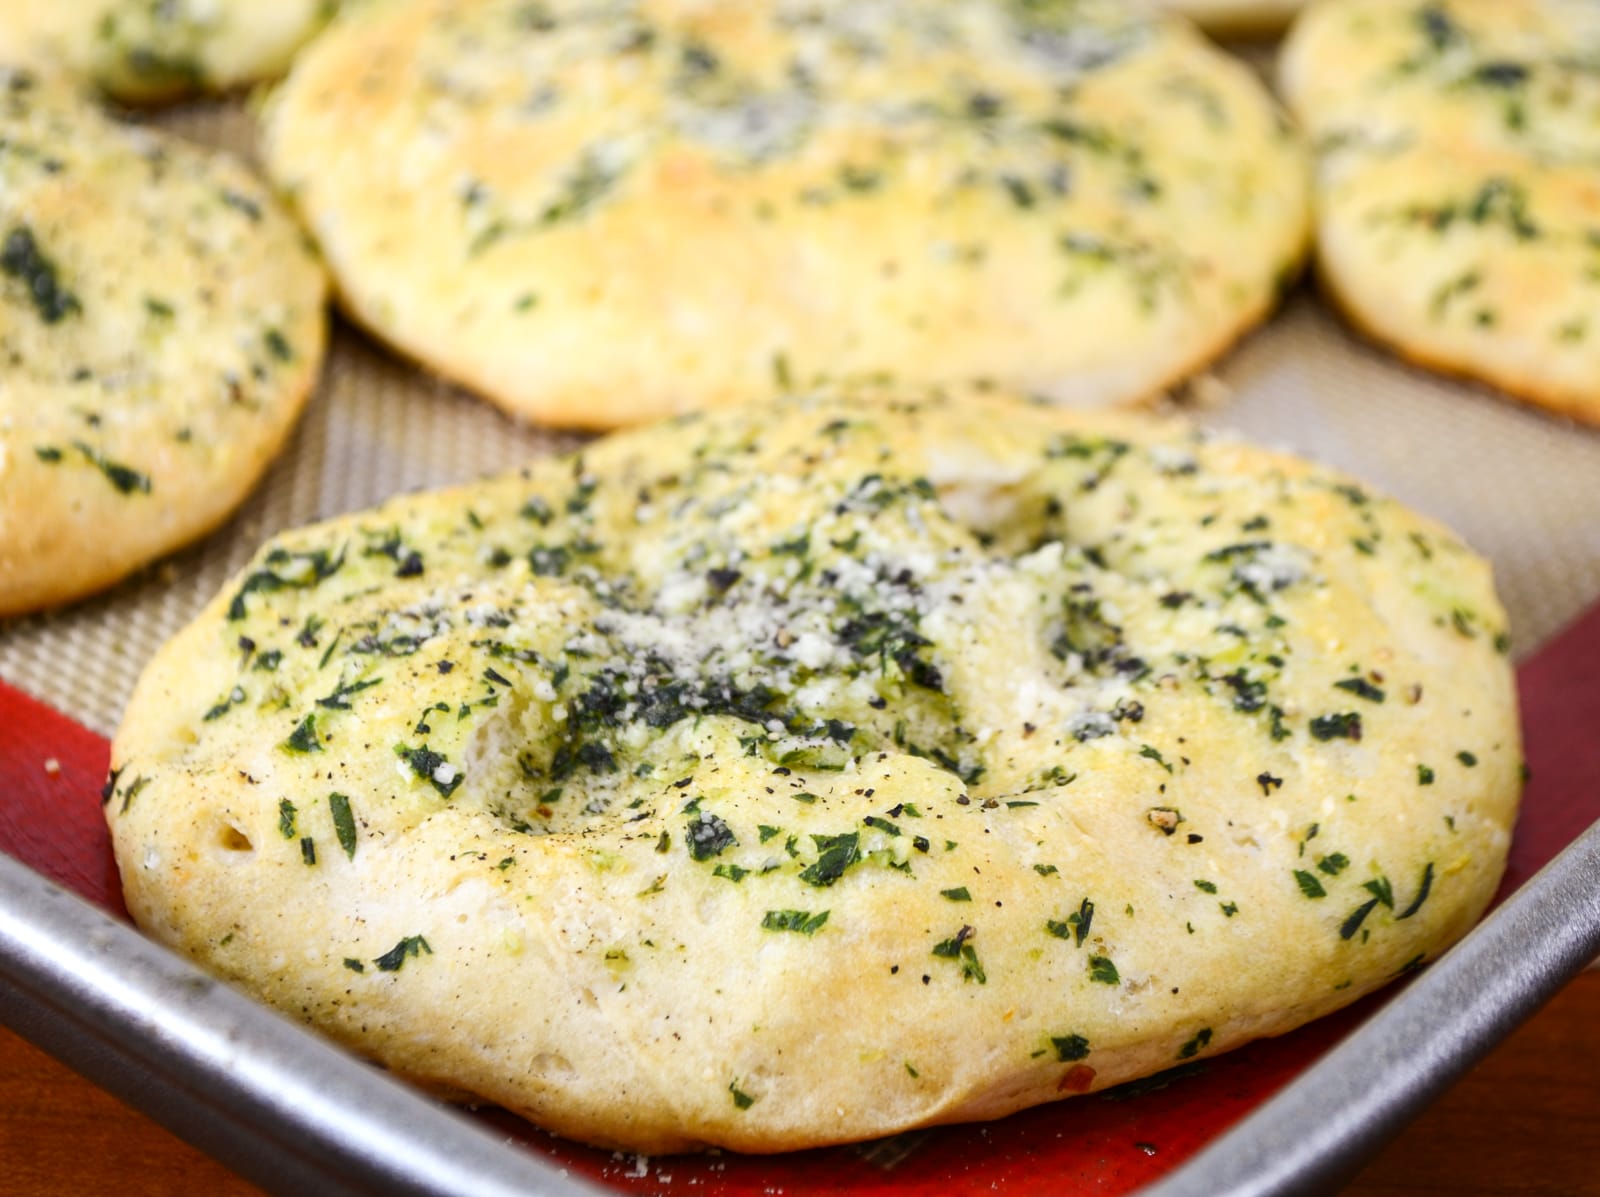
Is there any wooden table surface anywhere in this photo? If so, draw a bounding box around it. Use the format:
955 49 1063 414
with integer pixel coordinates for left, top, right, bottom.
1 971 1597 1196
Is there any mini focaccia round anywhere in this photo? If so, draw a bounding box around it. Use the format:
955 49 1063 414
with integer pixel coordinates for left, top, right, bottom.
1152 0 1306 38
1281 0 1600 426
261 0 1310 430
108 391 1521 1154
0 1 339 105
0 67 328 616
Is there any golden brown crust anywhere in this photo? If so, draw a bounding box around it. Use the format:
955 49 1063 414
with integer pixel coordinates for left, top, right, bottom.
1283 0 1600 426
0 68 329 616
263 0 1309 430
109 391 1520 1153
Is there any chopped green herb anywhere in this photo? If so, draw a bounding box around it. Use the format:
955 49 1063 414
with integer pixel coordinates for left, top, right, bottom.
761 909 829 935
373 935 432 972
1310 712 1363 742
2 225 81 323
1045 898 1096 947
1396 862 1435 920
1052 1034 1090 1062
799 831 860 887
1340 898 1380 941
227 546 345 620
1177 1028 1213 1060
394 743 463 797
329 793 357 859
686 810 737 860
283 714 322 754
1294 870 1327 899
930 931 986 983
1334 677 1385 703
71 441 150 495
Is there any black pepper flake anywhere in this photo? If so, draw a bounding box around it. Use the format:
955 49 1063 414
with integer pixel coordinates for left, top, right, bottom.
1256 772 1283 796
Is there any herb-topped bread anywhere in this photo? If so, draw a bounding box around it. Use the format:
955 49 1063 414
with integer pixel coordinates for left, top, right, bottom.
1282 0 1600 426
0 1 339 104
0 67 328 616
108 391 1520 1153
261 0 1309 430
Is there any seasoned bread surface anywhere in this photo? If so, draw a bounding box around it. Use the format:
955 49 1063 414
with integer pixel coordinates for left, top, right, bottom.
263 0 1309 429
0 68 328 615
109 392 1520 1153
1283 0 1600 425
0 0 338 104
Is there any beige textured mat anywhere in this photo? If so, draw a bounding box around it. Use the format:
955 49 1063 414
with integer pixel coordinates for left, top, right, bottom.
3 100 1598 736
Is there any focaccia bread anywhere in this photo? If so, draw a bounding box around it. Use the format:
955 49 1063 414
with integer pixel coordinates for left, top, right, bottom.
108 391 1520 1153
0 0 339 104
1282 0 1600 426
1153 0 1306 38
0 67 328 616
261 0 1309 430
